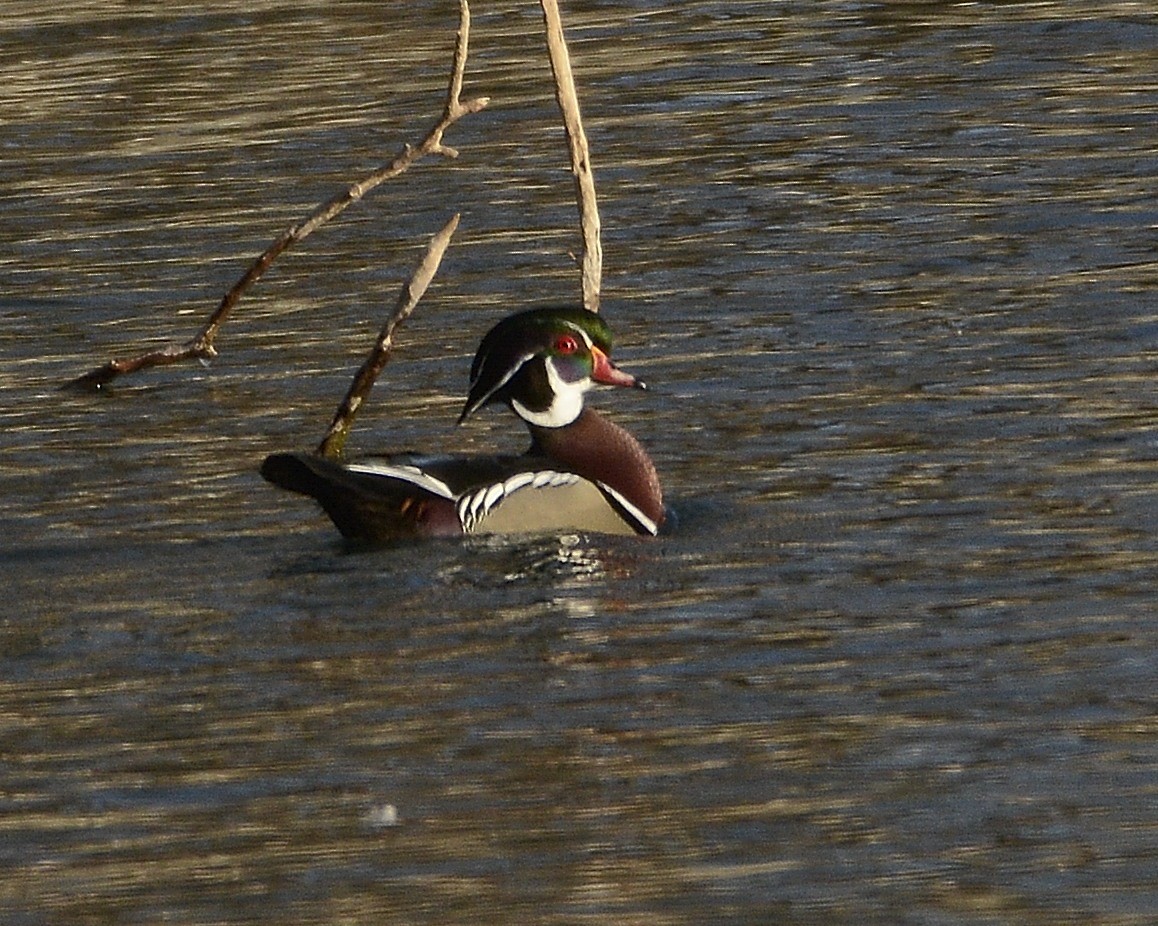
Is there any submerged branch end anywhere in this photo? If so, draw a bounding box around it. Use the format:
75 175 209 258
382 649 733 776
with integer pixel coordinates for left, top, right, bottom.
316 213 462 460
63 337 219 392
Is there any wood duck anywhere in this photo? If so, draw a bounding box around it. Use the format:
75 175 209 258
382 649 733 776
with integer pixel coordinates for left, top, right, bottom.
261 306 665 542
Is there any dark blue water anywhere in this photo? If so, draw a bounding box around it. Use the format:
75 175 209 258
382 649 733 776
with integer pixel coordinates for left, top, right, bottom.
2 2 1155 923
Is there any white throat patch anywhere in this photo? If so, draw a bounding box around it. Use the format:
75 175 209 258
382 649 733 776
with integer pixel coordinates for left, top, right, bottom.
510 356 589 428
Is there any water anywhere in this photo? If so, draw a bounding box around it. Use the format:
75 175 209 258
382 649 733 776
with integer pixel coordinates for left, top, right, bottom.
2 2 1155 923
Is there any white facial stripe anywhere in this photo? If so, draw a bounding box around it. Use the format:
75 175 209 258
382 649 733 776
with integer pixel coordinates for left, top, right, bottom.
465 321 602 425
561 319 595 350
464 350 536 417
510 356 587 427
511 391 583 428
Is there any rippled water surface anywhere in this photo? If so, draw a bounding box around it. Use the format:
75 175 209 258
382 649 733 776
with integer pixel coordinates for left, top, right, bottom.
2 2 1155 923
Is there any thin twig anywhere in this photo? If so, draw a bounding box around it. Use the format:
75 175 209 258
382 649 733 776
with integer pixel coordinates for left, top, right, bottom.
316 214 461 460
540 0 602 313
66 0 487 392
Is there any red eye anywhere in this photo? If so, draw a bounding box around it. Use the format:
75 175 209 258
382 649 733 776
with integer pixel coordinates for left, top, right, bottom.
553 334 580 354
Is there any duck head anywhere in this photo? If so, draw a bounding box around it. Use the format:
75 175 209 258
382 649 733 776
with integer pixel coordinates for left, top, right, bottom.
458 307 645 428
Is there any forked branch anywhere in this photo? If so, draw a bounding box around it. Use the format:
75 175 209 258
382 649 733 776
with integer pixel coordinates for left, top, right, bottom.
66 0 487 392
316 3 605 457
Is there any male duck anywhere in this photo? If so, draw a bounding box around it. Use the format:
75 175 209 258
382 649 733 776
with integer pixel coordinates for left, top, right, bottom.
261 306 664 541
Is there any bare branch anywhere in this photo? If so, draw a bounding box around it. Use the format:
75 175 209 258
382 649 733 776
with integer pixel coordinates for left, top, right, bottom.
66 0 487 392
540 0 602 313
316 213 461 460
